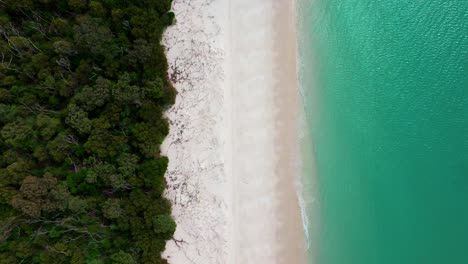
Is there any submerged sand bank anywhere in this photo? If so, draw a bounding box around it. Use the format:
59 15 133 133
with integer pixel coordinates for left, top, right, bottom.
162 0 305 263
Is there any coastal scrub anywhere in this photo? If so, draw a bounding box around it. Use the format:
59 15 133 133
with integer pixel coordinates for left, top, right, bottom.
0 0 176 263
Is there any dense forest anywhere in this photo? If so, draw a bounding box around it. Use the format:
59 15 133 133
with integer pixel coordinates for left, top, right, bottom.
0 0 177 263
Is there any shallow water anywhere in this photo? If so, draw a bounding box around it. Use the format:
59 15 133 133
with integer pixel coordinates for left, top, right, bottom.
297 1 468 263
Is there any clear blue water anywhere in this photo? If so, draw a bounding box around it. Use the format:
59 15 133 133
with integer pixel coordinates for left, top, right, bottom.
297 1 468 263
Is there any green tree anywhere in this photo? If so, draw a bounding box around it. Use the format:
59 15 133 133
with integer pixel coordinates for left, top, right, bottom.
111 73 142 104
47 134 73 162
152 214 176 240
4 158 35 186
109 251 134 264
1 121 34 149
102 199 122 219
139 158 168 191
36 114 61 140
117 153 139 178
73 77 111 111
143 78 164 100
53 40 76 56
49 18 71 36
89 1 106 17
11 176 70 218
128 39 152 67
74 16 118 59
84 129 126 158
68 0 88 11
131 122 166 158
66 104 92 135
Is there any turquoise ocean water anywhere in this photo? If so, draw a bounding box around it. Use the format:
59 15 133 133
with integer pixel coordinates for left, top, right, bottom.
297 1 468 264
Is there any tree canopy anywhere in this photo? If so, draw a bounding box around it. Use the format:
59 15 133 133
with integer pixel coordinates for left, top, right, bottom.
0 0 176 263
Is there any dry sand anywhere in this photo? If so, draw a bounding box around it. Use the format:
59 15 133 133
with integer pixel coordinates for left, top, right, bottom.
161 0 306 263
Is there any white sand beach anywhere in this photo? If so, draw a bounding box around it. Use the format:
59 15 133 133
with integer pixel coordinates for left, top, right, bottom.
161 0 306 263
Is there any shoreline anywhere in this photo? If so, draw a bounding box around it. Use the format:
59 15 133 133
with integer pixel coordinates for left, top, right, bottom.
272 0 308 263
162 0 306 263
230 0 306 261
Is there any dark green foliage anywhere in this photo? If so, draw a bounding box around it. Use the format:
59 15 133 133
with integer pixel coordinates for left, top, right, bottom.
0 1 176 263
153 214 176 240
110 251 134 264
